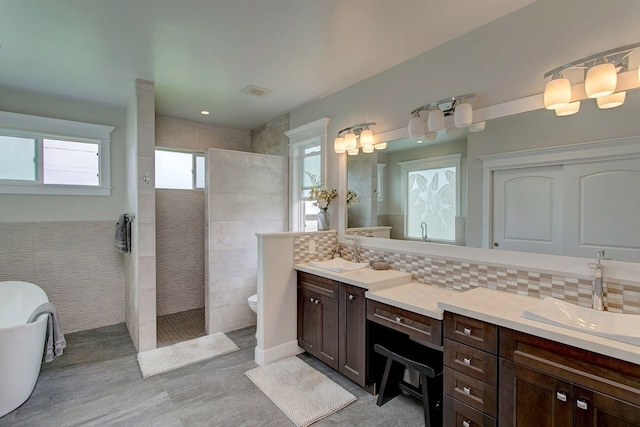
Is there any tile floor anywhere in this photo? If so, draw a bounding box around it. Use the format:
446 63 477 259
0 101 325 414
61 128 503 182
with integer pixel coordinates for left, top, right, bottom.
0 323 425 426
157 308 205 347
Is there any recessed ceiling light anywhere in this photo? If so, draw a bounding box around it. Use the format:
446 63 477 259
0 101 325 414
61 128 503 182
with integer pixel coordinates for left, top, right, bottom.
201 110 210 115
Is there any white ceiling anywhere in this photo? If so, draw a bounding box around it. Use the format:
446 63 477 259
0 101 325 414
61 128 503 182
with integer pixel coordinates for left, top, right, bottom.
1 0 537 129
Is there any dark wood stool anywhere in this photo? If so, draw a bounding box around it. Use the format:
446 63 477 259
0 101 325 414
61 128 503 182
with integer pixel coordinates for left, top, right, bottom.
374 343 443 426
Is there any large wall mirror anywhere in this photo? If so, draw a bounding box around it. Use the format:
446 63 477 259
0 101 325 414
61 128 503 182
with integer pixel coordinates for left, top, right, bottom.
344 91 640 263
347 132 467 243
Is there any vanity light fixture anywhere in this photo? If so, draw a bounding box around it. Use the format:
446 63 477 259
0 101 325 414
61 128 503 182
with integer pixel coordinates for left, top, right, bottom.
334 122 383 154
408 93 484 139
543 42 640 116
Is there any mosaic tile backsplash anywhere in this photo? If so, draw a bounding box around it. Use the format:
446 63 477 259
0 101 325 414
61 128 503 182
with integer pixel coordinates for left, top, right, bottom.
292 231 640 315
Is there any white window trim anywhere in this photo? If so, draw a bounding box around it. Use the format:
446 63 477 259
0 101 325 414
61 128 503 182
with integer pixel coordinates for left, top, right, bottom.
0 111 114 196
376 163 386 202
399 153 462 241
285 117 329 232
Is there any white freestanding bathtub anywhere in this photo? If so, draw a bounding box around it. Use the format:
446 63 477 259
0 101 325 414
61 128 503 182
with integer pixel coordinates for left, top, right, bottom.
0 281 49 418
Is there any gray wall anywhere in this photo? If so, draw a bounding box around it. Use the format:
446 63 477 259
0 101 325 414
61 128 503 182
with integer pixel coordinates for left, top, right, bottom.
0 86 127 334
287 0 640 198
0 221 124 333
156 189 205 316
251 113 290 157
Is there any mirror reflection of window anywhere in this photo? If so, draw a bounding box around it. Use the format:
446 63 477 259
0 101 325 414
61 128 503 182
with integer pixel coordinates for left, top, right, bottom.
399 154 461 243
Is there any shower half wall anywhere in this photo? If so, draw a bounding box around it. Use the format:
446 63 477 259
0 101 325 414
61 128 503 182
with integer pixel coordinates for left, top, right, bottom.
205 148 288 334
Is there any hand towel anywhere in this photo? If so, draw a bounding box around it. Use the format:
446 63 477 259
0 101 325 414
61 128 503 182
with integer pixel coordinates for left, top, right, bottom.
28 302 67 362
115 214 131 253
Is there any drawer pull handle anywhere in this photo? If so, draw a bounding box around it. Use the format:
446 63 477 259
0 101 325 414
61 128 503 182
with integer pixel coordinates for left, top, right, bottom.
556 392 567 402
462 357 472 366
463 327 472 335
395 316 403 323
310 297 314 303
348 294 356 301
462 420 471 427
463 386 471 395
577 399 588 410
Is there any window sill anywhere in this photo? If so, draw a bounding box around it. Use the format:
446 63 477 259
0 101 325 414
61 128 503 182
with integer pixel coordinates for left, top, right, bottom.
0 183 111 196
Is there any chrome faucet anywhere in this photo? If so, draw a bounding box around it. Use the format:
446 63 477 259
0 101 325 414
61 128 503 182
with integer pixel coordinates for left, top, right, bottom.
345 232 360 263
420 221 430 242
588 250 611 311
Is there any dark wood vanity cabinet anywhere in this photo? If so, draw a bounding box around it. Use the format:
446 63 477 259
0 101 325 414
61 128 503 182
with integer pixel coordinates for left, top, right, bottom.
297 272 367 386
338 282 367 386
297 272 339 370
442 313 640 427
499 328 640 427
443 313 498 427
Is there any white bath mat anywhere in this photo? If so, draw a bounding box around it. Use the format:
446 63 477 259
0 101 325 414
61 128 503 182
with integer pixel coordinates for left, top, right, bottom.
245 356 356 427
137 332 239 378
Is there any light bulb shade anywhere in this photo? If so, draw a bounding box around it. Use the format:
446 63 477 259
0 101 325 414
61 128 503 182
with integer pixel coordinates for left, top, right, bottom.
362 145 374 153
344 132 357 150
408 115 425 137
544 78 571 110
596 91 626 109
422 132 437 141
347 148 359 155
427 109 445 132
445 127 463 138
555 101 580 116
374 142 387 150
585 62 617 98
360 129 373 147
468 121 486 132
454 102 473 128
334 137 345 154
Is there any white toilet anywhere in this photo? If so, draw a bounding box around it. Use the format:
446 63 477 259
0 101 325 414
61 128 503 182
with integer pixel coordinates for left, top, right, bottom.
248 294 258 314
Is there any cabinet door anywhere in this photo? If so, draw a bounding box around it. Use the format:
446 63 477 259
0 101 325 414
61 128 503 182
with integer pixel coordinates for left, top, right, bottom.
499 359 572 427
297 287 319 354
339 283 366 386
316 293 339 370
574 386 640 427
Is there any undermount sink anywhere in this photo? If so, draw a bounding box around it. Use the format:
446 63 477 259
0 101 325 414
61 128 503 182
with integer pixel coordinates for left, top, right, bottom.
339 268 411 287
308 258 369 273
522 297 640 346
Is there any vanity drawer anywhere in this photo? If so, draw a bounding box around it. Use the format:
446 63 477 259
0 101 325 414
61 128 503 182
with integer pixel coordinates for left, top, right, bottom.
444 312 498 354
298 271 338 298
444 394 496 427
444 366 497 417
367 300 442 349
444 339 497 385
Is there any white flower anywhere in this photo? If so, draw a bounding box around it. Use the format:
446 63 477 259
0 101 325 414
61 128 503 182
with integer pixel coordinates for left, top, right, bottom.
318 199 328 209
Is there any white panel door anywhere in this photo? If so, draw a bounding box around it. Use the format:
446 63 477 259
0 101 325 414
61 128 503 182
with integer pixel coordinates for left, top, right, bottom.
563 158 640 262
492 166 563 255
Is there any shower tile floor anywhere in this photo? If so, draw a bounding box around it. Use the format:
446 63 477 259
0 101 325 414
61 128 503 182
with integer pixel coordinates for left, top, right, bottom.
157 308 205 347
0 324 425 426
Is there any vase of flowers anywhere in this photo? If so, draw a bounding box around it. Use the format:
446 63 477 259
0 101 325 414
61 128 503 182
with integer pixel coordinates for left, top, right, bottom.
308 173 337 230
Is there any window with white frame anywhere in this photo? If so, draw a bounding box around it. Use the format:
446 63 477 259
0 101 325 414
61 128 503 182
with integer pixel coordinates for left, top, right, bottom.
155 149 205 190
0 111 114 196
399 153 461 242
285 118 329 232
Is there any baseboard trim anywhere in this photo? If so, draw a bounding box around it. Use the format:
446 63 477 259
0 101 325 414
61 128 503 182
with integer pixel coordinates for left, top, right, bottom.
254 340 303 366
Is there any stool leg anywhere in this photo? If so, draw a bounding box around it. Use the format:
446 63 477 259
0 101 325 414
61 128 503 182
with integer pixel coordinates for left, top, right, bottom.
376 357 394 406
420 372 431 426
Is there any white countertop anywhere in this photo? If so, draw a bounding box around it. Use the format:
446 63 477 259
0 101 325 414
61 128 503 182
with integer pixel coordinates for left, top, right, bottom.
366 282 460 320
294 263 412 290
437 287 640 365
295 265 640 365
